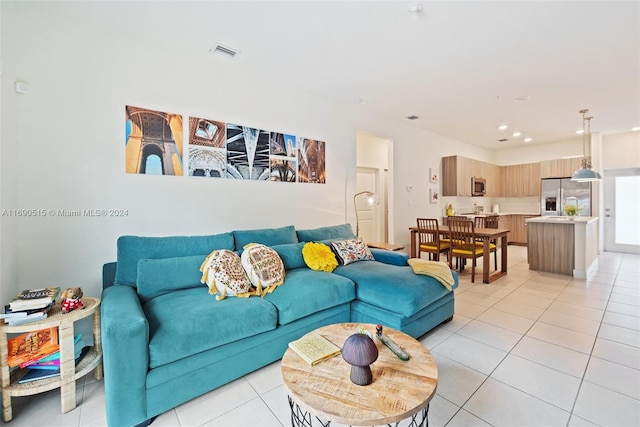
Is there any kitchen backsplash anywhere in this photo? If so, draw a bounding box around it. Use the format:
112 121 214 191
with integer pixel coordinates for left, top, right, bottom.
442 196 539 215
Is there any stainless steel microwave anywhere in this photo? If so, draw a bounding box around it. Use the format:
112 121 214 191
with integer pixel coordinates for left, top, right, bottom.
472 177 486 196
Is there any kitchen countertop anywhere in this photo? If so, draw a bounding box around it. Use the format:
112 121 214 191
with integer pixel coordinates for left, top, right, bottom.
525 216 598 224
456 212 540 217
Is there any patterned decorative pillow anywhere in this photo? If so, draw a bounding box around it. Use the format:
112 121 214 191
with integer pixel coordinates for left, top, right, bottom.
199 250 253 300
302 242 339 272
241 243 285 296
330 237 375 265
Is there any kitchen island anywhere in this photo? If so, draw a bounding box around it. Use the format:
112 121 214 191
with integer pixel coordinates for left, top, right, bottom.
526 216 598 278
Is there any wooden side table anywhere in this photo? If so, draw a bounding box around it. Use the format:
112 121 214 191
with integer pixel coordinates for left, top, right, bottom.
366 242 405 251
281 323 438 426
0 297 103 422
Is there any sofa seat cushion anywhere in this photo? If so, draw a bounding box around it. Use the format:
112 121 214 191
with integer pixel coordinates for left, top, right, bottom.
143 287 277 368
263 268 355 325
333 261 456 318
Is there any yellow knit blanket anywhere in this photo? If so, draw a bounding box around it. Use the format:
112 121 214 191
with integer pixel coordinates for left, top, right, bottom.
407 258 454 291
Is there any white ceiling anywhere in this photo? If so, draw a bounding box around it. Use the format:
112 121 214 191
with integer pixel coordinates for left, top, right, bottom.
58 0 640 149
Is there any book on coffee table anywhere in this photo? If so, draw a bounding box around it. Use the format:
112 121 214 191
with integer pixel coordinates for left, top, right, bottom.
288 334 341 366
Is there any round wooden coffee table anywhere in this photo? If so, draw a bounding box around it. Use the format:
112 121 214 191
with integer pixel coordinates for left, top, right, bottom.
281 323 438 426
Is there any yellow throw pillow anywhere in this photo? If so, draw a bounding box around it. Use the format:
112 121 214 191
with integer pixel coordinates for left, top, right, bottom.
241 243 286 296
302 242 338 272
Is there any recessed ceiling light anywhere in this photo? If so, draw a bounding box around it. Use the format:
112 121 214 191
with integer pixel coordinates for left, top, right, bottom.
512 132 521 137
632 127 640 131
406 115 419 120
576 130 585 134
498 124 508 131
524 137 532 143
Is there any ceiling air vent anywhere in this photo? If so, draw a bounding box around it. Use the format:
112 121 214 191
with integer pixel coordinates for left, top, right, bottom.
210 44 240 60
406 115 420 120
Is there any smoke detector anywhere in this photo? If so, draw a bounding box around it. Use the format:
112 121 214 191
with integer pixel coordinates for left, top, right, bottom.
408 3 423 17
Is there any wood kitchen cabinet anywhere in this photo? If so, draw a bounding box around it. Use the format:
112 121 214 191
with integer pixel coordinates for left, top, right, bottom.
442 155 472 197
540 158 582 178
442 156 500 197
497 214 536 245
501 163 540 197
510 214 537 245
498 215 512 243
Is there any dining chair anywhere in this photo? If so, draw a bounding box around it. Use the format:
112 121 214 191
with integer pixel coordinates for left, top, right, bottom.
416 218 450 262
474 216 498 270
448 218 487 283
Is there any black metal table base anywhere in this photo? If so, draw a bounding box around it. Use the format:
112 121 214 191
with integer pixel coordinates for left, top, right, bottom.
288 395 429 427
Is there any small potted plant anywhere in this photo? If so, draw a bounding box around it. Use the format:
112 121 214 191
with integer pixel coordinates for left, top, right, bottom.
563 203 582 218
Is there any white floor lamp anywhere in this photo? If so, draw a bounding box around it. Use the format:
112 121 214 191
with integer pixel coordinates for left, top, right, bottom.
353 191 380 237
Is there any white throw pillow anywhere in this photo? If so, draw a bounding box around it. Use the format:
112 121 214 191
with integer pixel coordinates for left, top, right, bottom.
241 243 285 296
200 249 253 300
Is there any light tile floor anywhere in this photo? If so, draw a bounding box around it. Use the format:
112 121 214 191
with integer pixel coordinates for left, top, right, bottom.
6 247 640 427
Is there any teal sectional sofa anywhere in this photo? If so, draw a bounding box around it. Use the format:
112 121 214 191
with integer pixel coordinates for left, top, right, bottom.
100 224 458 426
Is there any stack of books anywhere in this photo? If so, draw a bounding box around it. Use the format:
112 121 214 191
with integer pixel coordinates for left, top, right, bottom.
7 327 60 369
18 334 88 384
2 287 60 326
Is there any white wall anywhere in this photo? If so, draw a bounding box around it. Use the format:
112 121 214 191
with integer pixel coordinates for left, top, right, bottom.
492 137 583 165
602 132 640 170
0 2 492 297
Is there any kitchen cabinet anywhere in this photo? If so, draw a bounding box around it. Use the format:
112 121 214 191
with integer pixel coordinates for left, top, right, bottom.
527 216 598 278
540 158 583 179
510 214 537 245
442 156 500 197
497 214 536 245
498 215 512 243
501 163 540 197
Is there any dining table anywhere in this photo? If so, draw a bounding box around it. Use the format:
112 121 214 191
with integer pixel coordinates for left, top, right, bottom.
409 225 510 284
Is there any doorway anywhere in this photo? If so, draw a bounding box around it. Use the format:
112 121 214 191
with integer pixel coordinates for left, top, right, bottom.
356 132 393 244
604 168 640 254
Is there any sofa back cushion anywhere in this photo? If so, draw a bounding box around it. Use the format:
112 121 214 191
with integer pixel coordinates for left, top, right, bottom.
296 224 355 242
137 255 205 302
270 242 306 270
114 233 235 287
233 225 298 251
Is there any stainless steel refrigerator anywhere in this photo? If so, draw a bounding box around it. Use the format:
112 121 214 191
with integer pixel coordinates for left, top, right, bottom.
541 178 591 216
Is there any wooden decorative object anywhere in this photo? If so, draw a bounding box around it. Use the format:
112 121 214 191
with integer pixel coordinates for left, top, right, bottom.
341 333 378 386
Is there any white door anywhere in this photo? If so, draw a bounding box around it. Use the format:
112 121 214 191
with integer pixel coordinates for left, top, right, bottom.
356 167 379 243
604 168 640 254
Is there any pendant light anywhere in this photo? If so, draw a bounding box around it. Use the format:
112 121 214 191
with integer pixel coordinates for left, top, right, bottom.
571 109 602 181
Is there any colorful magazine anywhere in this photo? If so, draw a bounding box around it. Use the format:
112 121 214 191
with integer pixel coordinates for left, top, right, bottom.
7 327 59 368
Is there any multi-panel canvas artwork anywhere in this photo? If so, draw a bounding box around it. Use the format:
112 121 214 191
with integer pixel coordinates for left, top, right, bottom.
127 106 325 183
125 106 184 175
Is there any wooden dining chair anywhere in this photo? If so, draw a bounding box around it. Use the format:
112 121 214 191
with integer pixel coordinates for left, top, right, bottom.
416 218 450 262
448 218 487 283
474 216 498 270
